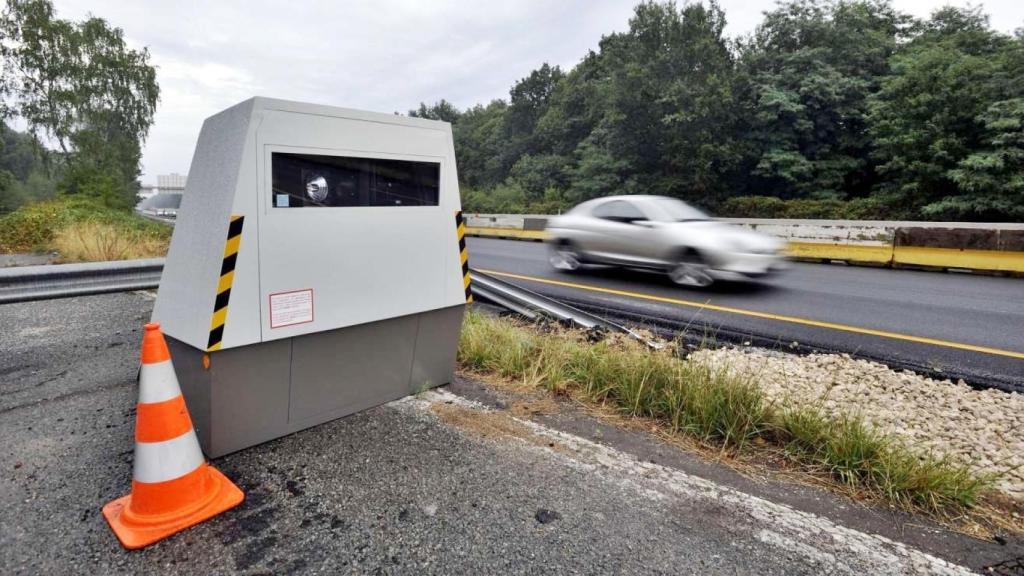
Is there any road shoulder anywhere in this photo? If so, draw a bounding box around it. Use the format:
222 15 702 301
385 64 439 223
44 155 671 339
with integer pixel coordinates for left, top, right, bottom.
448 375 1023 572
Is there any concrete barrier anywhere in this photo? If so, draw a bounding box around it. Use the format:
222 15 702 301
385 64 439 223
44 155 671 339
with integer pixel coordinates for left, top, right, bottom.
892 227 1024 273
463 214 1024 274
465 214 549 241
721 218 896 266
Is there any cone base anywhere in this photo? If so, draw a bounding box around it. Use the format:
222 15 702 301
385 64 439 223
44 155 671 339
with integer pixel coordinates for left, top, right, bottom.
102 465 244 550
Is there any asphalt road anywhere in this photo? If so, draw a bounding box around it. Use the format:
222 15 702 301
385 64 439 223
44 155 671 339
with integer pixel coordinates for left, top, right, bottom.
3 292 1019 574
467 237 1024 391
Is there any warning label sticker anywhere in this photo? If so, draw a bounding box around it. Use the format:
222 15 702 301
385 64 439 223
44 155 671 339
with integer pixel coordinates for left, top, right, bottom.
269 289 314 328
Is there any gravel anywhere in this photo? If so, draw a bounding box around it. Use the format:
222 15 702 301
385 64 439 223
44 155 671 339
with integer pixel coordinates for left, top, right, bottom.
691 347 1024 499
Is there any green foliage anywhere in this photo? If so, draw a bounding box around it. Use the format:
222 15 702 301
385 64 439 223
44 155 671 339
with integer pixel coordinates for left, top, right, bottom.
741 0 908 199
0 167 57 213
0 199 63 250
459 311 993 511
0 0 159 208
0 168 16 211
451 100 508 188
0 122 55 213
462 183 575 215
505 63 565 155
776 408 989 509
867 6 1014 219
547 1 743 204
568 127 632 201
721 195 898 219
438 1 1024 221
408 99 461 124
0 195 169 253
462 183 532 214
508 153 570 199
459 310 769 450
0 122 44 181
59 122 143 209
941 97 1024 220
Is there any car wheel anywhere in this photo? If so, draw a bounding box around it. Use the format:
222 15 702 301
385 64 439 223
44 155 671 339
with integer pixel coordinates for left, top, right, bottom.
549 241 582 271
668 249 713 287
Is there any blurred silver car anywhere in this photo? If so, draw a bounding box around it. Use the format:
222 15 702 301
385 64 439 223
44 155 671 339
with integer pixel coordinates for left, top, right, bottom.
545 196 786 286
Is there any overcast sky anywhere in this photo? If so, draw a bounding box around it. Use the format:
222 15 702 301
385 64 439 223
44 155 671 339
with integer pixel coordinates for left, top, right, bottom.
49 0 1024 183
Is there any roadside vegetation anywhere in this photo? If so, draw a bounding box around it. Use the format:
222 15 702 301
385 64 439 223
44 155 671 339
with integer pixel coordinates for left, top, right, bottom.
416 1 1024 222
0 0 160 258
458 311 996 516
0 196 170 262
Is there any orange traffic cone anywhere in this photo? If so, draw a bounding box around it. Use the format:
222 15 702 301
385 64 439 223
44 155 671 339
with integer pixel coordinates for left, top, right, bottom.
102 322 244 549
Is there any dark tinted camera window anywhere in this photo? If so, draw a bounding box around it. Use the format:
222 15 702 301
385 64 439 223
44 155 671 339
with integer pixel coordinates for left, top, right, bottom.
272 152 439 207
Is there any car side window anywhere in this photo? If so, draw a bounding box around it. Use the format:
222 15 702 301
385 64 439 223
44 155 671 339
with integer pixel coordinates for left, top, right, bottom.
592 200 646 223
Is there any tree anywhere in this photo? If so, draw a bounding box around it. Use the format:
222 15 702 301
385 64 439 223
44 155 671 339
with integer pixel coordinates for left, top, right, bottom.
534 52 607 158
506 63 564 141
0 121 44 180
569 1 743 205
942 98 1024 219
741 0 910 200
0 147 14 212
408 99 462 124
868 6 1013 217
439 0 1024 221
0 0 159 208
496 63 565 180
451 100 508 188
0 122 54 212
654 1 745 204
568 125 632 201
508 153 570 200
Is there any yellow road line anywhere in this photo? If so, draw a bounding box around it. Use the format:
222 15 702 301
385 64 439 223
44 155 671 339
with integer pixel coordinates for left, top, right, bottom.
475 268 1024 360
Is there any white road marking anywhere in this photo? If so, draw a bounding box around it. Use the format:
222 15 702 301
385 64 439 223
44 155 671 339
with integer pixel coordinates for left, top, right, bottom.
394 390 972 575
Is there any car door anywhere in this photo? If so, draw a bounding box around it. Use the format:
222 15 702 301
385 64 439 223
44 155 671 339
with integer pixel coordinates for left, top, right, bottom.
586 199 659 265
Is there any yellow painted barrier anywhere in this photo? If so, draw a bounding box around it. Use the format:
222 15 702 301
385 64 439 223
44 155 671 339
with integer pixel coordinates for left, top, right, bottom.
785 242 893 264
894 246 1024 273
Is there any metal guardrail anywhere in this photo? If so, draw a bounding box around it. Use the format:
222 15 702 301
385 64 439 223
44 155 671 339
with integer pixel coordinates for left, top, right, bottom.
0 260 655 347
0 258 165 304
135 211 177 225
471 270 660 348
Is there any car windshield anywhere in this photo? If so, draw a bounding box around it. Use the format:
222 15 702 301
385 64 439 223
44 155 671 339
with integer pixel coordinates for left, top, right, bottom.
650 197 710 222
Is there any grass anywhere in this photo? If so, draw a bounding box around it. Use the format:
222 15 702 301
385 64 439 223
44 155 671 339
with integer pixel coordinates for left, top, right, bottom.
51 220 170 262
0 196 171 261
458 311 995 515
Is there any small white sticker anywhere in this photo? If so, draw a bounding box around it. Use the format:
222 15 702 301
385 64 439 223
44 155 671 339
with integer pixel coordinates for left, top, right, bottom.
276 194 290 207
269 289 314 328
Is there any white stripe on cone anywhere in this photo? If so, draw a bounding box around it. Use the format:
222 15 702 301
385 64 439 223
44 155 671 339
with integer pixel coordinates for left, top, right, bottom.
133 429 206 484
138 360 183 404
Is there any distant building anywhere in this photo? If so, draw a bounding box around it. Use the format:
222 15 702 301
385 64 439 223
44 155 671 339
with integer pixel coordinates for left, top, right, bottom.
157 173 187 192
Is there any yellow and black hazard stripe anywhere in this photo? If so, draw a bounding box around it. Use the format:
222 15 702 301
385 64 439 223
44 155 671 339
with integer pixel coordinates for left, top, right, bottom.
455 211 472 303
207 215 244 351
